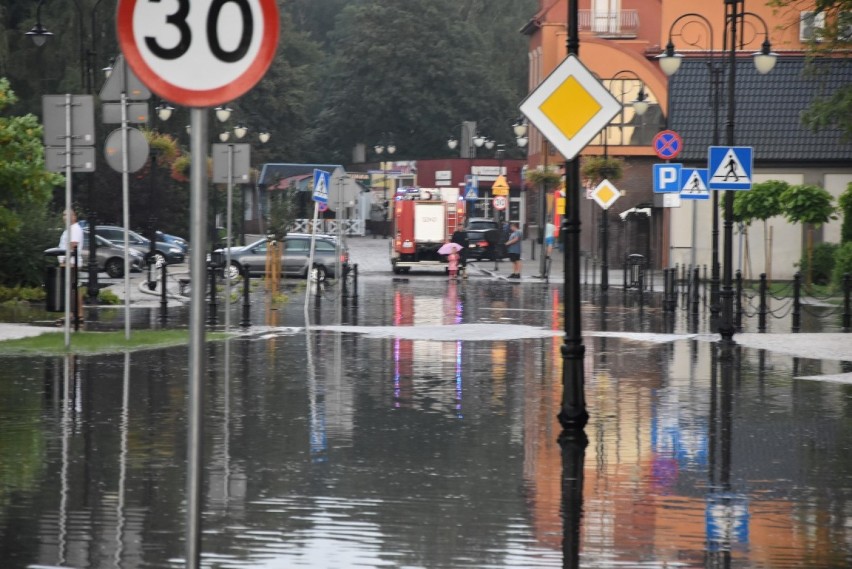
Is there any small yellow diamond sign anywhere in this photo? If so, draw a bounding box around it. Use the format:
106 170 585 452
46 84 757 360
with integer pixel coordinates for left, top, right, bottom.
520 55 621 160
591 179 620 210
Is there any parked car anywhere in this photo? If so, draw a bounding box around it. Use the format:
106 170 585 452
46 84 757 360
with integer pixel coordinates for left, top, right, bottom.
155 231 189 254
81 232 145 278
210 234 349 281
93 225 186 266
465 218 507 260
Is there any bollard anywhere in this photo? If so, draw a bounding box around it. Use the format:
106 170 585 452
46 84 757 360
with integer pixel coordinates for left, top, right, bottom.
240 264 251 328
207 264 218 325
792 272 801 333
702 265 708 305
843 273 850 332
691 267 700 314
758 273 767 332
735 270 743 331
160 261 168 319
353 263 359 307
663 268 673 312
637 265 645 306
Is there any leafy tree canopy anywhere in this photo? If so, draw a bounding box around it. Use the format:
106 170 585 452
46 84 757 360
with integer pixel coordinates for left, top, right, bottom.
732 179 788 224
780 183 837 226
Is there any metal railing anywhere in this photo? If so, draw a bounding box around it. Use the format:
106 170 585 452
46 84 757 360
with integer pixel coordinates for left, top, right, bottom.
578 9 639 38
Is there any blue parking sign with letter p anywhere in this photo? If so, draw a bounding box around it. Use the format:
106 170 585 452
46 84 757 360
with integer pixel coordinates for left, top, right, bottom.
653 163 682 193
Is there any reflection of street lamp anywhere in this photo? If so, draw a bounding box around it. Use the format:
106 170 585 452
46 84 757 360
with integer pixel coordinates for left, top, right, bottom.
374 140 396 238
659 2 777 344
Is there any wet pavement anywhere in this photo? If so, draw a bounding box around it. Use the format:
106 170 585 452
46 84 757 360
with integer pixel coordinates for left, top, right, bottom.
0 237 850 568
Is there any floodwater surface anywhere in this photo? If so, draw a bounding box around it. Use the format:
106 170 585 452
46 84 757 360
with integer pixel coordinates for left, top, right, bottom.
0 279 850 568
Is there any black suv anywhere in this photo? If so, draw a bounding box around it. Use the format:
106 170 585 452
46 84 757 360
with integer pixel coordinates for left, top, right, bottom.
465 218 507 261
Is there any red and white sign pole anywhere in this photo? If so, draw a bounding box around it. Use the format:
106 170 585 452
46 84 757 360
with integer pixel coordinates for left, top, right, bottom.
116 2 279 566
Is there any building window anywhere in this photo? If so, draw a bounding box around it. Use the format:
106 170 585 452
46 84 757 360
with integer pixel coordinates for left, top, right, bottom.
800 11 826 41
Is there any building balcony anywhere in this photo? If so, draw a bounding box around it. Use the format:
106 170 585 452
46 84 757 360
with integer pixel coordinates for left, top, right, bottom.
578 9 639 39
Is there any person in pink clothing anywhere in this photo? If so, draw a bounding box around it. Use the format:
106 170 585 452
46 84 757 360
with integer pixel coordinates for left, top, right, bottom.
447 250 460 279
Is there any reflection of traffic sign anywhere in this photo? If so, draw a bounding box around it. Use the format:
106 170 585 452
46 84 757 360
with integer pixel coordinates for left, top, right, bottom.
116 0 280 107
591 179 620 210
708 146 753 190
493 196 507 210
520 55 621 160
680 168 709 200
653 163 682 193
491 174 509 196
652 130 683 160
312 169 330 203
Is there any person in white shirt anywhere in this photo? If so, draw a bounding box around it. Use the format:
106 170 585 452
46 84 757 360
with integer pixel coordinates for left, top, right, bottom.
57 209 84 322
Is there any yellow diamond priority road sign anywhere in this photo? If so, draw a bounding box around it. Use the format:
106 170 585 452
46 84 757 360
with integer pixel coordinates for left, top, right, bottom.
591 179 620 210
520 55 621 160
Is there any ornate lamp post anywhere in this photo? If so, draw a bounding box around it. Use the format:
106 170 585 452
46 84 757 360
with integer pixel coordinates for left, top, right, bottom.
658 1 777 343
373 140 396 238
146 102 173 290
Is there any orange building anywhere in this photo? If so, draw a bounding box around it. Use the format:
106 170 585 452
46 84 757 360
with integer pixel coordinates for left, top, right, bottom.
520 1 847 271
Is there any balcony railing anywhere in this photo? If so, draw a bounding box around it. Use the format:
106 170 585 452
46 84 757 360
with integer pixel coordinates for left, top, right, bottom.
578 9 639 38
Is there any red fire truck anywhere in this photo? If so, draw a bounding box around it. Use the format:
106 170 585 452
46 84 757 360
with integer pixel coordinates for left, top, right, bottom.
390 187 465 274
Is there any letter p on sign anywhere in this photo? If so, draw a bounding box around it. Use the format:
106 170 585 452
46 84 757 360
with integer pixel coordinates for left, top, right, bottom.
653 163 682 193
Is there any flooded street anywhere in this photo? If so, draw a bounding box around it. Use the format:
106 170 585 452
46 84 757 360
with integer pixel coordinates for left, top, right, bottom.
0 276 850 568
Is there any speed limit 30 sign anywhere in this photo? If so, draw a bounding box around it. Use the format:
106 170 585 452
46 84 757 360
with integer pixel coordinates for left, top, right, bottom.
117 0 279 107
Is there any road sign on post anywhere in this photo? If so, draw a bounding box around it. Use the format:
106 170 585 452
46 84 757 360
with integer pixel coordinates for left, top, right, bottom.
652 130 683 160
312 169 330 204
653 163 683 193
708 146 753 190
117 0 280 107
519 55 621 160
591 179 620 210
493 196 507 210
491 175 509 196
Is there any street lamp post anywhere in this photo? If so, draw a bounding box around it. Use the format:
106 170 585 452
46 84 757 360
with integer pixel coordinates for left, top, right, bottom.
658 1 777 343
146 102 173 290
599 70 649 291
28 0 106 304
449 123 487 217
373 140 396 238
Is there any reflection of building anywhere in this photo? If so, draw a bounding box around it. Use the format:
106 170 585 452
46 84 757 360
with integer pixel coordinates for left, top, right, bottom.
521 1 852 274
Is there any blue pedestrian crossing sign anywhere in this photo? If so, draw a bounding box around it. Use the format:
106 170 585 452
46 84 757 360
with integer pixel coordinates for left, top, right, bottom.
312 169 330 203
680 168 709 200
464 174 479 200
708 146 752 190
653 163 682 193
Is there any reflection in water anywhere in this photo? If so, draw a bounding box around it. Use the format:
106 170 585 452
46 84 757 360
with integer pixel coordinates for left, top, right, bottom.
0 281 851 568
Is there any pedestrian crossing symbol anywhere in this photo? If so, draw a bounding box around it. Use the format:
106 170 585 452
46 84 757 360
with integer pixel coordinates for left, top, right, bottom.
680 168 709 200
708 146 753 190
312 169 330 203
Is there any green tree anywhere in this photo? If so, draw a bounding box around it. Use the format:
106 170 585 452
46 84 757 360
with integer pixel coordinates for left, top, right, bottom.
780 183 837 283
311 0 534 162
732 180 787 277
0 78 63 286
769 0 852 140
838 181 852 243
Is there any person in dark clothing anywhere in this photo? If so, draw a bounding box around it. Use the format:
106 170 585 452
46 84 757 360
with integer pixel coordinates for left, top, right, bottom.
451 228 469 274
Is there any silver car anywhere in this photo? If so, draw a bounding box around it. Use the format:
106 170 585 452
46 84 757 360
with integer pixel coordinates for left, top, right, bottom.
81 233 145 278
211 234 349 281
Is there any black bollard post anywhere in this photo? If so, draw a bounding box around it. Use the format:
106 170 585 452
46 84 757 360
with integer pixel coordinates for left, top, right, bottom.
702 264 708 305
240 264 251 328
160 261 168 318
353 264 359 307
735 270 743 331
758 273 767 332
792 272 801 333
843 273 850 332
207 264 218 325
638 265 645 306
663 268 672 312
692 267 700 314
